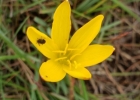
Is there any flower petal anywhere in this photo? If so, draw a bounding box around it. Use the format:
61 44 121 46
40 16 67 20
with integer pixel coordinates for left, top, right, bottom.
26 26 57 58
39 60 66 82
74 44 115 67
63 67 91 80
68 15 104 53
51 0 71 50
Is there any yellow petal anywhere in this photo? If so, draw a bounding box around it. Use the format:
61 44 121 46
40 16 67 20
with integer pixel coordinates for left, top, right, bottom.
39 60 66 82
68 15 104 53
26 26 57 58
63 67 91 80
51 0 71 50
74 45 115 66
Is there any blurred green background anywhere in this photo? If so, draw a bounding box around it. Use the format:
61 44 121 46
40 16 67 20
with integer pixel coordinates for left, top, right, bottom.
0 0 140 100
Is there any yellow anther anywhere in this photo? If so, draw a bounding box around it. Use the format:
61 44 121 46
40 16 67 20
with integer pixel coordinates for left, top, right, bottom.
55 57 67 61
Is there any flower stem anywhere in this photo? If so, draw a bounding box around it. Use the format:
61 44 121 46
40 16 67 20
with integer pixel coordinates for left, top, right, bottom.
69 75 74 100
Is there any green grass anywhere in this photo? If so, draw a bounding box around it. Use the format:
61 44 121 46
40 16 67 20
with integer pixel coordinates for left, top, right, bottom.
0 0 140 100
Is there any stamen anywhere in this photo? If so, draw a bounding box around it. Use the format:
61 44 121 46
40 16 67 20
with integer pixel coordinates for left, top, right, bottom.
55 57 67 61
53 44 69 55
67 60 71 69
63 44 68 55
73 61 81 69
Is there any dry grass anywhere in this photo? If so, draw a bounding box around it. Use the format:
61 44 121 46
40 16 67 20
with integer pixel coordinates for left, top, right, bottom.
0 0 140 100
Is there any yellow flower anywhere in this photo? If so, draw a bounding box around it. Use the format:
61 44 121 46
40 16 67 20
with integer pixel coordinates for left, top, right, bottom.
26 0 115 82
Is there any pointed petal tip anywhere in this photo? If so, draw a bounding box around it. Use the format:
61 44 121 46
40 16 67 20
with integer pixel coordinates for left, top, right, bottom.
26 26 30 32
26 26 40 38
82 77 91 80
63 0 69 2
99 14 104 17
26 26 33 36
113 47 115 51
109 45 115 51
27 26 33 30
104 45 115 53
80 74 92 80
26 26 34 35
63 0 69 3
98 14 104 20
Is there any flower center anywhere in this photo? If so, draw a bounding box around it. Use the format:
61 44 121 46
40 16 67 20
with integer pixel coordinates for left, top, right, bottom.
53 44 81 70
